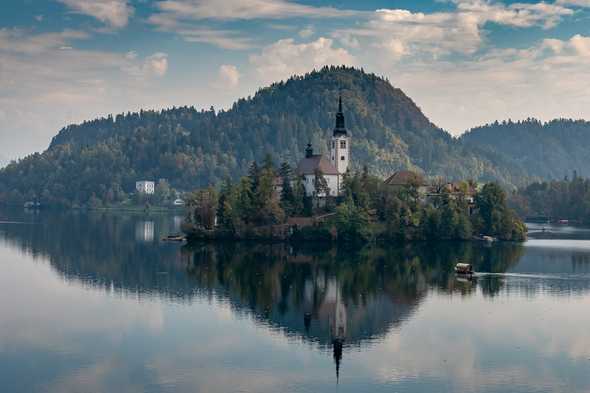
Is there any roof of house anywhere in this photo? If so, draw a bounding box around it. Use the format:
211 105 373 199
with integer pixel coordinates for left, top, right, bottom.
296 155 339 176
384 170 427 186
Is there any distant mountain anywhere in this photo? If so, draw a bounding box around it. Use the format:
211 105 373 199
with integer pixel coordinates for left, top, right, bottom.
0 66 540 206
462 119 590 181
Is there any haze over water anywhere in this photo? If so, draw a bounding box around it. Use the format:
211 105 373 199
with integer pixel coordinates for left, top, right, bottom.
1 210 589 393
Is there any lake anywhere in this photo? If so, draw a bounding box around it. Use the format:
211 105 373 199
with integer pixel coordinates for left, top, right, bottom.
1 210 589 393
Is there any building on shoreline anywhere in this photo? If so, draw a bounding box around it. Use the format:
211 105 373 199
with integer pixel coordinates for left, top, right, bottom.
296 96 350 197
135 180 155 195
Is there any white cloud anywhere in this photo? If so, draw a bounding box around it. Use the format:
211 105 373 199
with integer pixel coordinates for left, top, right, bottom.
335 1 574 60
57 0 134 28
214 64 241 89
249 37 355 83
298 26 314 38
382 34 590 134
152 0 362 21
149 0 363 50
556 0 590 7
0 30 171 157
568 34 590 56
144 52 169 77
455 0 573 29
379 39 407 59
0 28 88 54
163 27 255 50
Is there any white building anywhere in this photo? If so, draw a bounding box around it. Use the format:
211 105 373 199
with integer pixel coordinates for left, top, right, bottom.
136 180 155 195
296 96 350 197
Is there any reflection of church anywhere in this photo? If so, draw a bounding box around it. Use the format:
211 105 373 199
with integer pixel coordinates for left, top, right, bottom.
298 273 422 381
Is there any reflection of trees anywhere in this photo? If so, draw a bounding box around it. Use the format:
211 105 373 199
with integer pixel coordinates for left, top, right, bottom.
1 209 525 345
1 209 194 301
2 210 527 382
182 241 525 346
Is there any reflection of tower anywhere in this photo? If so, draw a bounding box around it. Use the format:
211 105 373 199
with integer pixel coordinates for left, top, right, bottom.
333 337 343 383
331 286 346 383
332 288 347 340
173 215 183 232
304 312 312 334
135 221 154 242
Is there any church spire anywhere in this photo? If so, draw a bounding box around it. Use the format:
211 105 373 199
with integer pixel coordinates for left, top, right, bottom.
333 338 343 383
333 94 347 137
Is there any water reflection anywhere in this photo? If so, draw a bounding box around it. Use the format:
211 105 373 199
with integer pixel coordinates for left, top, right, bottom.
2 209 590 393
135 220 155 242
182 242 525 351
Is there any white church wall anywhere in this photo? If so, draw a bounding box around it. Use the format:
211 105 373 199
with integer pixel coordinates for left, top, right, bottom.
302 174 340 197
326 175 339 197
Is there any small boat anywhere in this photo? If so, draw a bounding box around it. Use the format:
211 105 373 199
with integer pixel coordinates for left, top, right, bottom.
455 263 474 275
473 235 497 243
162 235 185 242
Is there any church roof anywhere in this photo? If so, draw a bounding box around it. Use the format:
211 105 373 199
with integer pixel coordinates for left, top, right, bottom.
296 154 339 176
384 170 427 186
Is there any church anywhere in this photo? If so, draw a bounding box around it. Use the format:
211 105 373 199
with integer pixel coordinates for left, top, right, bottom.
295 96 350 197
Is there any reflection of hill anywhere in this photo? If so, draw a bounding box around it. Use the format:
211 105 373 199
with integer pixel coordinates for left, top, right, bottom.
182 242 525 347
0 209 194 301
0 209 525 351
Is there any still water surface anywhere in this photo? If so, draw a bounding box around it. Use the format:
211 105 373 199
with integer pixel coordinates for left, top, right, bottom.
1 210 590 393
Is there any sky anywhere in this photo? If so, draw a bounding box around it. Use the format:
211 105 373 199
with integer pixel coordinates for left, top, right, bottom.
2 0 590 161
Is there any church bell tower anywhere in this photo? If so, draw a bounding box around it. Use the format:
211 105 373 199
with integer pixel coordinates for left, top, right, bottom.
330 95 350 176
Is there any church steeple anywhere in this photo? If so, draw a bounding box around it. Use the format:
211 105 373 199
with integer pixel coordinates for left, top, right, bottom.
333 95 347 137
330 94 350 182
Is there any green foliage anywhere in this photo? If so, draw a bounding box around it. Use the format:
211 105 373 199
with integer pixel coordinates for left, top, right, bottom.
186 162 525 243
187 187 218 230
279 162 296 215
462 118 590 184
313 168 329 197
511 176 590 225
191 159 285 235
473 183 526 241
0 66 530 207
154 179 172 205
335 196 371 243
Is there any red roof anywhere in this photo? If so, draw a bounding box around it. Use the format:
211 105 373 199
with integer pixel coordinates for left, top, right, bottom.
296 155 339 176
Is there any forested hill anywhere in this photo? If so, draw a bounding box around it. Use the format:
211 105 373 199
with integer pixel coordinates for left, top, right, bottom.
462 119 590 180
0 66 521 207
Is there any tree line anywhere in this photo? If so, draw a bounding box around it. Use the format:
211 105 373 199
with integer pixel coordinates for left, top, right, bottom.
0 66 532 208
185 156 527 243
510 174 590 224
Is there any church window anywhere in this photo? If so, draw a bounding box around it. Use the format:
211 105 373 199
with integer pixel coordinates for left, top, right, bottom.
341 156 345 161
332 141 335 149
340 140 346 149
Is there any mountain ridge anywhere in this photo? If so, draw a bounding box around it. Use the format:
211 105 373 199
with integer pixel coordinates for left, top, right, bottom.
463 118 590 180
0 66 583 206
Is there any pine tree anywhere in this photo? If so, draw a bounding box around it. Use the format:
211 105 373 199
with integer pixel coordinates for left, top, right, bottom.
279 162 295 214
262 153 275 175
313 168 329 197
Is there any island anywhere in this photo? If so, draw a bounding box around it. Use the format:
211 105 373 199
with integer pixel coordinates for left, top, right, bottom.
182 97 526 244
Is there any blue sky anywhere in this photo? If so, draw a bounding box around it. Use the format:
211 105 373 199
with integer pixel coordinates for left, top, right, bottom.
2 0 590 160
